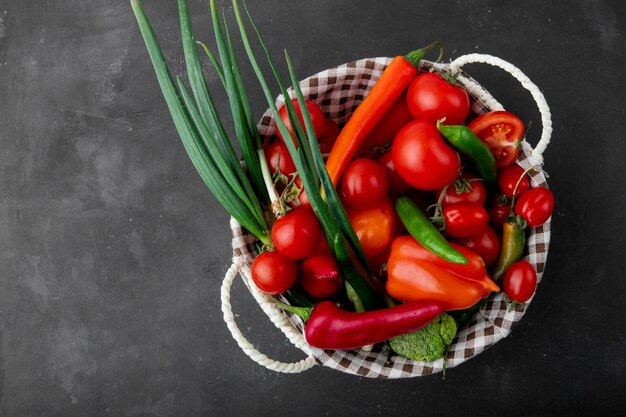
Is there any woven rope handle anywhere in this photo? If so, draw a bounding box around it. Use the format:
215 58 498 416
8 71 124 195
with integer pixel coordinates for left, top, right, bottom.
449 53 553 163
221 257 317 373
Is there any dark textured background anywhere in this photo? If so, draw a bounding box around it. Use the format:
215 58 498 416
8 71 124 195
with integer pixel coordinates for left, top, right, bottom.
0 0 624 415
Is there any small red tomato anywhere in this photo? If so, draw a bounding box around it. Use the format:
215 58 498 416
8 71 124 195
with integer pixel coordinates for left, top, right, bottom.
265 141 297 176
271 208 322 260
514 187 555 227
498 164 529 198
318 118 341 155
406 72 470 125
251 251 297 295
288 176 311 210
436 174 487 209
503 260 537 303
468 111 525 169
341 158 389 209
453 225 500 266
277 99 326 146
443 202 489 238
488 194 512 228
346 197 396 260
392 120 460 190
298 255 342 299
376 151 412 195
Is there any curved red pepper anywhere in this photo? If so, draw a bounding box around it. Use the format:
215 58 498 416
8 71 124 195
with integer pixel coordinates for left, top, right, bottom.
386 236 500 310
305 300 444 350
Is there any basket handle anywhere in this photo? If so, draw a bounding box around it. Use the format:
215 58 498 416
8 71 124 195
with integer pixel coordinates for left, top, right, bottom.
449 53 553 164
221 257 317 373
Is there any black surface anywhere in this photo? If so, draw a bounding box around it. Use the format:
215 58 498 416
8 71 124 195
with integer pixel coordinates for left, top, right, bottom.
1 0 624 415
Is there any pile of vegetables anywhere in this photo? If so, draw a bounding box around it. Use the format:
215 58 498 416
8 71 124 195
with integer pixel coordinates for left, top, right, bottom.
132 0 554 363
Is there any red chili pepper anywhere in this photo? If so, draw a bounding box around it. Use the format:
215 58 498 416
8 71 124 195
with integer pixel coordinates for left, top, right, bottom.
276 299 443 350
325 42 443 186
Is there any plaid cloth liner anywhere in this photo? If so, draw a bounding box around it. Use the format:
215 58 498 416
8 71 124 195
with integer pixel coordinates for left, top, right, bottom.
230 57 551 378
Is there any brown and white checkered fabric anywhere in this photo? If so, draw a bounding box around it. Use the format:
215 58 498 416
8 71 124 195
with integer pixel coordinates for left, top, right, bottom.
230 57 551 378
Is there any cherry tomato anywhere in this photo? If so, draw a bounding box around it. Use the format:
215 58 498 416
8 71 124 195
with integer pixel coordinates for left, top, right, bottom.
251 251 297 295
488 199 512 229
503 260 537 303
318 118 341 155
271 208 322 260
514 187 555 227
346 197 396 260
453 225 500 266
498 164 529 198
264 141 297 176
392 120 460 190
288 176 311 210
376 151 411 195
468 111 525 168
406 72 470 125
358 92 413 157
298 255 342 299
436 174 487 209
443 202 489 238
340 158 389 209
277 99 326 146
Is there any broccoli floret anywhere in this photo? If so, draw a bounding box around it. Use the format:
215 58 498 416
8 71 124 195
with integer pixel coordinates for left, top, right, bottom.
388 313 457 362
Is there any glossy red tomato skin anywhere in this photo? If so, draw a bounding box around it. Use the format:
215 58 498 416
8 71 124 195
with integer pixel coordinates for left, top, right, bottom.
514 187 555 227
489 201 511 229
298 255 343 299
376 151 412 196
318 118 341 155
341 158 389 209
251 252 298 295
453 225 501 266
436 174 487 209
443 202 489 238
265 141 297 176
503 260 537 303
406 73 470 125
392 120 460 190
498 164 530 198
468 111 525 168
271 208 322 260
277 99 326 145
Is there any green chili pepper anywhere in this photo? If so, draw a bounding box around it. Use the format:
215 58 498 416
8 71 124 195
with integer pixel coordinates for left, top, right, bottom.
491 215 527 281
395 196 467 264
437 121 497 183
333 234 384 311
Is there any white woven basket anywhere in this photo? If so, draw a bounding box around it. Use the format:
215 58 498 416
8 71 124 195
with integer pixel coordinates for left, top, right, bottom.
222 54 552 378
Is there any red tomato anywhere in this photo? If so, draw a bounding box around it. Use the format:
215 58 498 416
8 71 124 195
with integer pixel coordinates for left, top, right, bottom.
271 208 322 260
298 255 342 299
318 118 341 155
392 120 460 190
277 99 326 146
503 260 537 303
468 111 525 168
514 187 555 227
340 158 389 209
376 151 412 195
288 176 311 210
346 197 396 260
498 164 529 198
488 200 512 229
251 251 297 295
406 72 470 125
443 202 489 238
436 174 487 209
453 225 500 266
357 92 413 157
264 141 297 176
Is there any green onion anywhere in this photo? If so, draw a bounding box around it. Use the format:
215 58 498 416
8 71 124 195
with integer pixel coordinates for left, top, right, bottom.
130 0 272 246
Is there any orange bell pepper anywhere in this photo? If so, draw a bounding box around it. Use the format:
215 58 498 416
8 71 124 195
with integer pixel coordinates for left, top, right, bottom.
386 236 499 310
